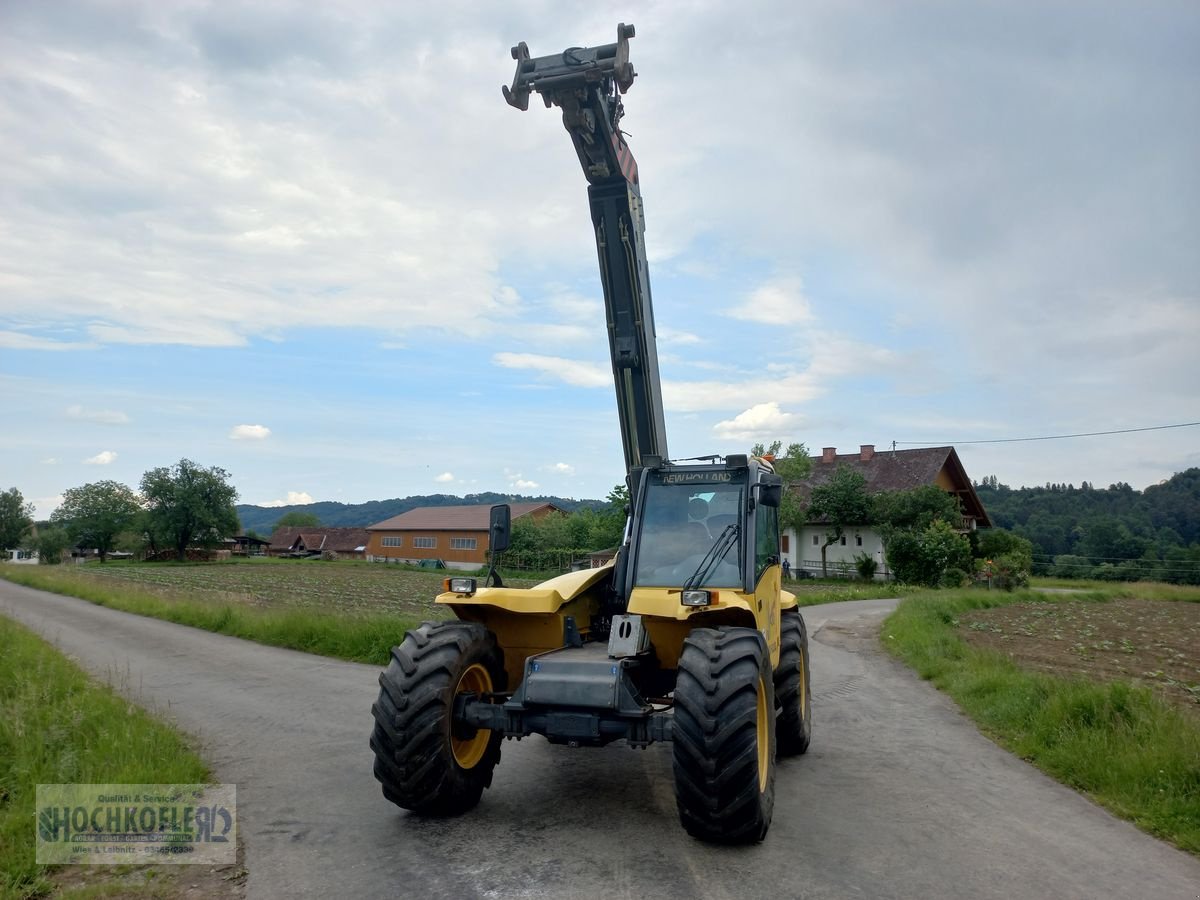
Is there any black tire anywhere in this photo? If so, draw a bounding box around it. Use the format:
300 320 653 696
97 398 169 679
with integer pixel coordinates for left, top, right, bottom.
369 621 506 816
673 626 776 844
775 609 813 756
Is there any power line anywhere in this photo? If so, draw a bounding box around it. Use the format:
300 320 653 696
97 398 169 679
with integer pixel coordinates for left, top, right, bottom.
894 421 1200 446
1029 552 1196 564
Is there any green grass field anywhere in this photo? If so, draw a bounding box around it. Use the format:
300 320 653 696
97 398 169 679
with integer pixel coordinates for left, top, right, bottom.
1029 576 1200 602
883 587 1200 854
0 616 214 899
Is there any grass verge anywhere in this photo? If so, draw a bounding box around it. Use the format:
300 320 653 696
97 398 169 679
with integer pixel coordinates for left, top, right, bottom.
1030 577 1200 602
0 567 419 666
0 615 211 899
883 589 1200 854
788 580 919 606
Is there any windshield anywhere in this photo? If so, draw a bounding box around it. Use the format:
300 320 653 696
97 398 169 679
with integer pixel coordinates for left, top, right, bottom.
633 477 745 588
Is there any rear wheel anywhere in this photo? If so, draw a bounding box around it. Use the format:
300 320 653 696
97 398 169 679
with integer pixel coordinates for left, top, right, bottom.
673 626 775 844
775 608 813 756
369 621 505 815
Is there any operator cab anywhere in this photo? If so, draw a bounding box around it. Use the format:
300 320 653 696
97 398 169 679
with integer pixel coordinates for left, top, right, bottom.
624 454 782 599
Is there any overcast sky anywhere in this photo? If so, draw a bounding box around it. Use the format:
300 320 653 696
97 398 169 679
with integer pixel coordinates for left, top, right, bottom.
2 1 1197 516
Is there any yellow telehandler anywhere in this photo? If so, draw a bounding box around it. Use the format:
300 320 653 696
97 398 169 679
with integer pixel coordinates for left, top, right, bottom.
370 24 811 843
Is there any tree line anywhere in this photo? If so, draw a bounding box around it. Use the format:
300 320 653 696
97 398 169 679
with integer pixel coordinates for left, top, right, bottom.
974 469 1200 583
236 491 607 533
0 459 239 564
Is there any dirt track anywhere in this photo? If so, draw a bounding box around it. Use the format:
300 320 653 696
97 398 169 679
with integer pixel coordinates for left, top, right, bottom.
4 582 1199 899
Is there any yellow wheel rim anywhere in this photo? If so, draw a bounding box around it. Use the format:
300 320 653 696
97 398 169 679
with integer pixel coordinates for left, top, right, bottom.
756 676 769 793
451 663 494 769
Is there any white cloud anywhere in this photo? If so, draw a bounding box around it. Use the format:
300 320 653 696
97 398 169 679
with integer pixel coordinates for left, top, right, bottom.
551 462 575 476
229 424 271 440
511 323 592 346
657 327 704 346
41 457 57 465
493 353 610 388
544 288 599 322
505 468 540 491
66 404 130 425
492 329 897 416
725 277 814 326
259 491 315 508
713 402 803 442
0 331 96 351
434 472 455 483
32 494 64 517
0 15 539 352
83 450 117 465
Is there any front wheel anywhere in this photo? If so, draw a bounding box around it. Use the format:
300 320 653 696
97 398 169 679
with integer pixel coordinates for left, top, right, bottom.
673 626 776 844
369 621 506 815
775 608 813 756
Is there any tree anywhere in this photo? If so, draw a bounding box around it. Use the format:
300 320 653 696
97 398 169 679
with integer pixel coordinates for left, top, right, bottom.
140 460 239 561
606 483 629 512
805 466 871 577
34 526 71 565
274 511 321 529
1078 516 1146 562
886 520 972 587
977 528 1034 574
753 441 812 535
50 480 143 563
872 485 960 532
0 487 34 552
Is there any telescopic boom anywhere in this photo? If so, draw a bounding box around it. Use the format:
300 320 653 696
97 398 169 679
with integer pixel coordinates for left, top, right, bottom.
504 24 668 478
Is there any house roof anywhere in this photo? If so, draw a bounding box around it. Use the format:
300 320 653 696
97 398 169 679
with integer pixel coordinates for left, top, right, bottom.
229 535 271 546
795 446 990 526
368 502 563 531
268 527 371 553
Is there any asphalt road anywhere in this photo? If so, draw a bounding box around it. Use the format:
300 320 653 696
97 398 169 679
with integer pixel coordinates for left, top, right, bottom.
4 582 1198 899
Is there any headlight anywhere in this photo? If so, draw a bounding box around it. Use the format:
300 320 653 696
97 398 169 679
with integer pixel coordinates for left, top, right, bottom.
681 589 715 607
444 577 477 595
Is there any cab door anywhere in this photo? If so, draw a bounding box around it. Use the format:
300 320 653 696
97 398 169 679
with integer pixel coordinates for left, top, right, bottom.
752 497 782 666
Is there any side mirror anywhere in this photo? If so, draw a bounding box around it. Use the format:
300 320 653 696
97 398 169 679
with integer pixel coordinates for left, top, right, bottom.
758 482 782 508
489 504 512 552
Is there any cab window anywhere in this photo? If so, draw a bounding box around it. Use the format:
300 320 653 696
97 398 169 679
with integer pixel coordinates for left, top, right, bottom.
755 502 779 580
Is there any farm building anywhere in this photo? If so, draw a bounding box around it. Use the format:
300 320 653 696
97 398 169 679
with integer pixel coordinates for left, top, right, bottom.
268 527 371 559
786 445 990 578
227 534 271 556
366 502 565 570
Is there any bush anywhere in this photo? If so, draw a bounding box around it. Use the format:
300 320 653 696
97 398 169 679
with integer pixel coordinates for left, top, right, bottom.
941 567 969 588
33 527 70 565
886 520 973 587
977 528 1034 573
977 553 1030 591
853 552 877 581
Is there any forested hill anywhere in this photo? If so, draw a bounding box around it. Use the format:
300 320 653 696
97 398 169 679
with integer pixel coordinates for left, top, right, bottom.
974 468 1200 579
236 492 606 533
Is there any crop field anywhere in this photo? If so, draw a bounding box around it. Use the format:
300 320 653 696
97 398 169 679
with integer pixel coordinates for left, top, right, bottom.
33 559 544 619
958 596 1200 715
